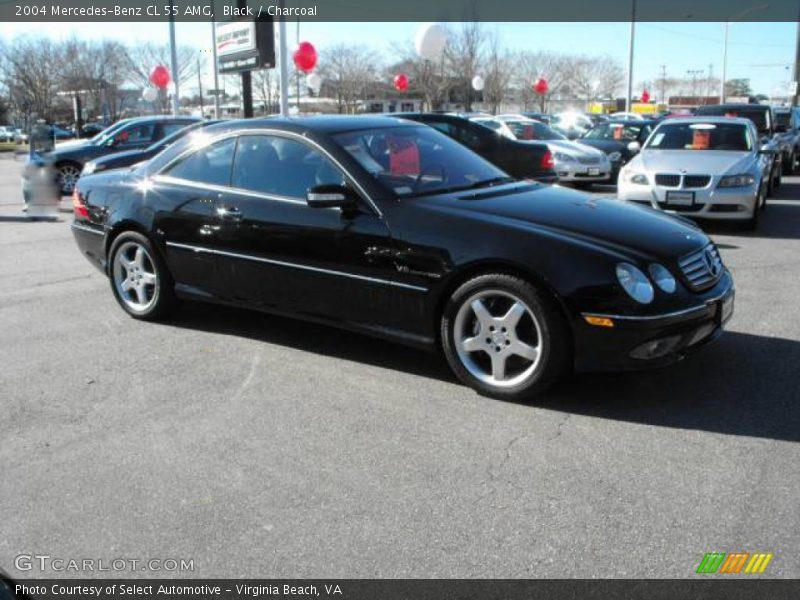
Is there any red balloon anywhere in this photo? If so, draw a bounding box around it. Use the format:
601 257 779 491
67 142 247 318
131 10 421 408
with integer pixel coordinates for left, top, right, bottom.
533 78 548 95
293 41 318 73
641 89 651 104
394 73 409 92
149 65 171 89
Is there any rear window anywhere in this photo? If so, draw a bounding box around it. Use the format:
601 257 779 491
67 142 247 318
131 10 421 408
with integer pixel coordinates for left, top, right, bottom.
696 106 770 133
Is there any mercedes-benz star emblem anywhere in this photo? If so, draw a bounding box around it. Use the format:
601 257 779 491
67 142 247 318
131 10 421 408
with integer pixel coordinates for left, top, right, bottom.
704 247 719 277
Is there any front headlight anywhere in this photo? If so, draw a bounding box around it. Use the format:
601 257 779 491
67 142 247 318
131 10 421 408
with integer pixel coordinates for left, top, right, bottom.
717 174 755 188
554 152 575 162
648 263 676 293
82 162 97 175
622 171 649 185
608 151 622 162
616 262 654 304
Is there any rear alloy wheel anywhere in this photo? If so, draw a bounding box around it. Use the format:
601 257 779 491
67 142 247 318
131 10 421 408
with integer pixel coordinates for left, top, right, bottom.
109 232 175 320
55 162 82 195
441 274 570 400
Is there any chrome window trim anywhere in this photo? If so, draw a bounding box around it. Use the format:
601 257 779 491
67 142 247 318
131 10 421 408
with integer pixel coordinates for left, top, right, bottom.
582 286 733 322
71 222 105 236
165 241 428 293
153 175 311 208
154 127 383 217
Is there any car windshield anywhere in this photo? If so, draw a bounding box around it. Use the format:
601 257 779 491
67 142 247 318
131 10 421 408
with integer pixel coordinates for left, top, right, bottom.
504 120 565 141
333 125 510 198
696 107 769 133
583 123 642 141
145 121 208 152
646 123 752 151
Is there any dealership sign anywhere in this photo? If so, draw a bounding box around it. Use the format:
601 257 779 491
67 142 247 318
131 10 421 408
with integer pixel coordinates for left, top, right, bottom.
216 19 275 74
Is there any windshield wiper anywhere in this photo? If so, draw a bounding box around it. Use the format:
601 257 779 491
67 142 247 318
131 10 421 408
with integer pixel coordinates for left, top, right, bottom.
413 177 516 198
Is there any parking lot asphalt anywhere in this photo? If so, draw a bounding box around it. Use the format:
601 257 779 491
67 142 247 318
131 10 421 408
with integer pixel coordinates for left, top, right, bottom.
1 154 799 579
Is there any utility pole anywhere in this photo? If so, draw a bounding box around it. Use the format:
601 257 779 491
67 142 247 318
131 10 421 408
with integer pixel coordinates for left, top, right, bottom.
793 8 800 106
625 0 636 113
211 20 221 119
659 64 667 105
197 56 204 118
168 0 179 115
278 0 290 116
237 0 253 118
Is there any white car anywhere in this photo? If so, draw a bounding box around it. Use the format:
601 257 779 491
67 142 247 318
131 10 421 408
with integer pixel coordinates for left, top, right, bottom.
474 115 612 187
0 126 15 143
609 112 645 121
617 117 770 230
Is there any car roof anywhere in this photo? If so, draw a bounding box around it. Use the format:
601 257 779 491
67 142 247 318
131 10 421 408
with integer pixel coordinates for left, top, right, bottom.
657 116 754 126
697 103 769 111
606 119 656 125
203 114 419 136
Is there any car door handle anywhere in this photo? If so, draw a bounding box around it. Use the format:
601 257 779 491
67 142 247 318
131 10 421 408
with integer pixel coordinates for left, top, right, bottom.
216 205 242 220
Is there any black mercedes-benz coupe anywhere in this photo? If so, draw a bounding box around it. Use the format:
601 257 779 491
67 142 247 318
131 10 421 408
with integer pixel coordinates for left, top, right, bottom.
71 116 734 400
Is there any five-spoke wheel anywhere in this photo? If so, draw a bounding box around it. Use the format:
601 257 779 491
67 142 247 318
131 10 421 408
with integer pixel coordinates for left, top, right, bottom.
442 273 569 400
109 232 175 319
56 162 82 194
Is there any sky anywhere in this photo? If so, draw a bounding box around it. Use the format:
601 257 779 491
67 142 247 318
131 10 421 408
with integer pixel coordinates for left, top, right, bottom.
0 20 796 98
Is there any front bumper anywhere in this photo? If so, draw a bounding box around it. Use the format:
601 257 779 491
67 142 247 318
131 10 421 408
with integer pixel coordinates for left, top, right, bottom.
554 159 612 182
618 181 758 221
573 271 734 372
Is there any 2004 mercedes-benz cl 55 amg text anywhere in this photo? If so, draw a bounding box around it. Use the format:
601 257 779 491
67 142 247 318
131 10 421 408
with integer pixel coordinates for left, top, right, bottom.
71 116 734 401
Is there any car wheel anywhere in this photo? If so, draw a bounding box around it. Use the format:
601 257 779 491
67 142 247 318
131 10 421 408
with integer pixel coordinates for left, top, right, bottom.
55 162 82 195
109 232 176 320
441 273 570 401
744 190 763 231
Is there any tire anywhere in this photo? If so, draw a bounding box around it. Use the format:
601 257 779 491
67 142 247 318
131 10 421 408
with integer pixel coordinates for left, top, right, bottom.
55 161 82 195
108 231 176 320
766 171 776 198
743 189 763 231
782 153 794 176
441 273 571 401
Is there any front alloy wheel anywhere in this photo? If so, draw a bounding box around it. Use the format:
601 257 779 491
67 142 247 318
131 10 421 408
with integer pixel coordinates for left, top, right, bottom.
442 274 570 400
56 163 82 194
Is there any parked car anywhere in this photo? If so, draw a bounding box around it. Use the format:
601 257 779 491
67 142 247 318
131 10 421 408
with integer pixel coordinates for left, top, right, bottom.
618 117 770 230
520 112 551 124
71 116 734 401
23 115 201 196
609 112 646 121
399 113 557 183
83 120 222 175
78 123 107 139
483 115 612 188
548 112 595 139
694 104 782 194
773 106 798 175
0 126 14 142
577 119 656 181
14 128 29 144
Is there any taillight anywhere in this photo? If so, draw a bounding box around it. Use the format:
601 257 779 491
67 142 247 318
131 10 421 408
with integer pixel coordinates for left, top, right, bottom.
72 188 89 219
541 150 555 170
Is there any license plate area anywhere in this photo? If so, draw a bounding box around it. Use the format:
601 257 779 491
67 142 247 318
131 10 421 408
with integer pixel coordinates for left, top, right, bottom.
666 191 695 206
588 167 600 176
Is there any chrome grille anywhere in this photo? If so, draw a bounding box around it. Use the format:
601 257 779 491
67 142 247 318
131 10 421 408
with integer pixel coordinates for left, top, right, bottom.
655 174 681 187
678 244 724 291
683 175 711 188
577 156 600 165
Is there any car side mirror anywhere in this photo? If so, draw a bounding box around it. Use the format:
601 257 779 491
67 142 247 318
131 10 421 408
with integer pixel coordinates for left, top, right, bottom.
306 183 357 210
627 141 641 153
758 145 775 155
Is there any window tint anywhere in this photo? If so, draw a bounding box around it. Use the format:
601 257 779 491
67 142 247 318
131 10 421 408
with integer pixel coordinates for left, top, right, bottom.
457 123 490 149
161 122 190 138
163 137 236 186
116 123 156 145
231 135 344 198
646 123 752 151
427 121 456 136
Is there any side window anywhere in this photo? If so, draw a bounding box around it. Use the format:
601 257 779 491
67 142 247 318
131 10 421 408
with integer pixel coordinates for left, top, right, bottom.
163 137 236 186
160 122 190 139
115 123 156 146
457 124 489 150
427 121 455 137
232 135 345 199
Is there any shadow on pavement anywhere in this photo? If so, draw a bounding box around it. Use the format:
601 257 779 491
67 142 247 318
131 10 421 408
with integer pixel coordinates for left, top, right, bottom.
168 302 800 443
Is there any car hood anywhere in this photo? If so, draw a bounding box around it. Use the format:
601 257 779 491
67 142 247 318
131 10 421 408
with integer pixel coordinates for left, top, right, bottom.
635 150 753 175
49 141 102 160
545 139 607 158
576 139 626 153
421 184 707 260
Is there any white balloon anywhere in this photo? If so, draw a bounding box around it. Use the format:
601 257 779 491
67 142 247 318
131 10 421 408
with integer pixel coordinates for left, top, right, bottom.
142 88 158 102
415 22 447 61
306 72 322 93
472 75 485 91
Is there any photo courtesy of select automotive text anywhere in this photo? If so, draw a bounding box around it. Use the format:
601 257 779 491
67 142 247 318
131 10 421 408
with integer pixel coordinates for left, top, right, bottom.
1 0 800 597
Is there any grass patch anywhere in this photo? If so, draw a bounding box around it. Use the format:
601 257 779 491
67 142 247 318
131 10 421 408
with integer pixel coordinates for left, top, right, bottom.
0 142 29 154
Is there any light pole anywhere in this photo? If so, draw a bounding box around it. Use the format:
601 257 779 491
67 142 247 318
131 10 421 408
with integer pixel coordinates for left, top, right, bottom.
625 0 636 113
211 20 221 119
278 0 290 116
720 3 769 103
168 0 179 115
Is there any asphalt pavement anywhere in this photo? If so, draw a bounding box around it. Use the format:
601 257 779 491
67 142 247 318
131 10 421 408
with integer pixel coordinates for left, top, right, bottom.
1 154 799 578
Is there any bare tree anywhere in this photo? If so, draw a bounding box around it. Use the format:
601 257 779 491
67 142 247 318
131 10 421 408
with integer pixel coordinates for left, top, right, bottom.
445 22 485 111
252 68 279 115
571 55 625 105
125 42 201 113
482 32 513 114
0 36 65 124
318 44 379 114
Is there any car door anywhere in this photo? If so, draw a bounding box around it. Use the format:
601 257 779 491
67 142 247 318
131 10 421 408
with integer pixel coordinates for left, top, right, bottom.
151 136 238 298
211 133 398 329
